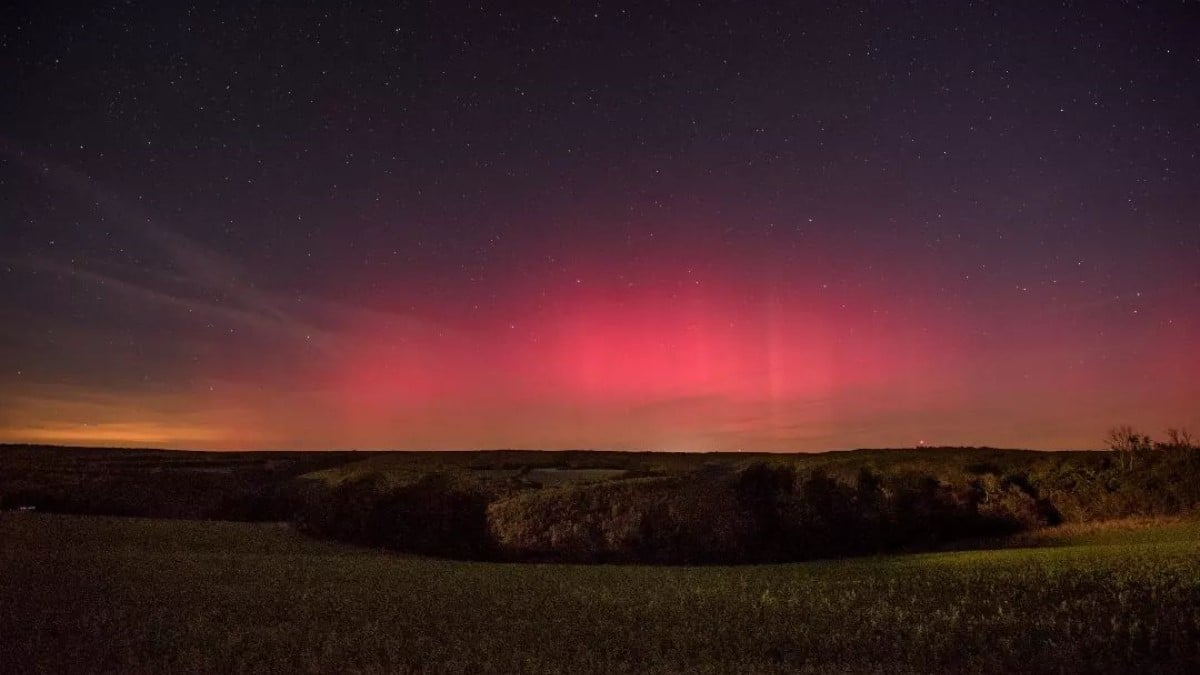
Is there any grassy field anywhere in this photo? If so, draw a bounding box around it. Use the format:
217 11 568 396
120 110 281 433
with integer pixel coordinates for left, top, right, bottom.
3 513 1199 673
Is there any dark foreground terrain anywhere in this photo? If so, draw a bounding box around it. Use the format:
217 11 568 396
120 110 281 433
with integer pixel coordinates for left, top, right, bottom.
2 512 1199 674
4 443 1200 564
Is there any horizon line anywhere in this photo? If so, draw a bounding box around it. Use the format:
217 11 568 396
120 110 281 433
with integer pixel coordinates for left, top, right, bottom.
0 442 1105 455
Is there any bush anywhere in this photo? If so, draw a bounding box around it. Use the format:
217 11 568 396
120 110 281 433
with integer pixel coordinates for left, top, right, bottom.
487 476 753 563
290 472 496 559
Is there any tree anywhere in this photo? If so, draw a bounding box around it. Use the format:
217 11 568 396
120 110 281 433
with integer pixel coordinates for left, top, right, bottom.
1105 425 1153 470
1159 428 1197 460
1164 428 1195 450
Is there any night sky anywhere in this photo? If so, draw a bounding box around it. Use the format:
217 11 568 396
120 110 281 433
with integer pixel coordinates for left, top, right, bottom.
2 2 1198 451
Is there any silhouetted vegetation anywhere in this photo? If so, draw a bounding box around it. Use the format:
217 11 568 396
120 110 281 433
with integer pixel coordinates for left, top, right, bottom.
488 475 752 563
3 427 1198 564
0 445 362 520
485 463 1061 563
289 472 497 559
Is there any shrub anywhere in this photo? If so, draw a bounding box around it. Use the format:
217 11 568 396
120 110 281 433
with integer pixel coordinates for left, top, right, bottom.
290 472 496 559
487 476 753 563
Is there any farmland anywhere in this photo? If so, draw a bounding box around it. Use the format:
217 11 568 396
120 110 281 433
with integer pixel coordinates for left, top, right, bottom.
3 512 1199 673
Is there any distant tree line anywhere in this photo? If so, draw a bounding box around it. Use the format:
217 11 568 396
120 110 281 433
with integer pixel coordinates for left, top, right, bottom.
0 447 359 521
283 472 496 559
1105 425 1196 471
292 462 1063 564
482 464 1058 563
0 469 291 520
3 427 1197 564
286 425 1199 564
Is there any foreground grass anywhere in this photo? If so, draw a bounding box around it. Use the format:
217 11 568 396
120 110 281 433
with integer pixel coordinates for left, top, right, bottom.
2 515 1199 674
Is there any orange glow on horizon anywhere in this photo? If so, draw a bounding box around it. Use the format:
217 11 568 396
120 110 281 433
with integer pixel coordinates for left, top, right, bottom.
2 265 1197 452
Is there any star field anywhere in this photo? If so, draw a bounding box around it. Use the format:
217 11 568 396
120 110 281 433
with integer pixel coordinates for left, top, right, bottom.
1 1 1197 450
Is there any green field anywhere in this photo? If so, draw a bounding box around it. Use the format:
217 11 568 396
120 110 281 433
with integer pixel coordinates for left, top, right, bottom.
3 513 1199 673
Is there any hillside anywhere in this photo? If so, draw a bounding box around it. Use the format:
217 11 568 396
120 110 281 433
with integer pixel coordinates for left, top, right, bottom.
3 512 1198 673
5 443 1199 564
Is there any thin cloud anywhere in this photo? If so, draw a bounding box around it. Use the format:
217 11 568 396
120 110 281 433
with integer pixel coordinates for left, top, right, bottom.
3 141 470 356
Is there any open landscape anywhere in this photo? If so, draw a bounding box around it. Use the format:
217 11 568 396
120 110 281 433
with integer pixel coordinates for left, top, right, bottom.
6 440 1200 564
5 1 1199 672
4 442 1200 672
